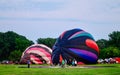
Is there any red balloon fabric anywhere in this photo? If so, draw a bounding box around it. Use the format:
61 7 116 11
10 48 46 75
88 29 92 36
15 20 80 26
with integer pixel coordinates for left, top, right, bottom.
20 44 52 64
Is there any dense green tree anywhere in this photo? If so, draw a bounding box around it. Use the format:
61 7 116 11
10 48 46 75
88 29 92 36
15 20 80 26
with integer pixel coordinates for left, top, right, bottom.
99 47 120 59
108 31 120 49
97 31 120 59
37 38 56 48
9 50 21 61
96 39 108 49
0 31 34 61
15 37 34 52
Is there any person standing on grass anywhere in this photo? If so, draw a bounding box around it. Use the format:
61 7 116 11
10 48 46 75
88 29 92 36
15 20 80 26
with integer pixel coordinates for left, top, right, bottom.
72 60 75 66
27 60 30 68
74 60 77 66
68 59 72 66
61 60 65 68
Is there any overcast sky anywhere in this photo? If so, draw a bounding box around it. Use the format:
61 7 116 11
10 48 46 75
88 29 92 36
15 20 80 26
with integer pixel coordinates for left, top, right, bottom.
0 0 120 43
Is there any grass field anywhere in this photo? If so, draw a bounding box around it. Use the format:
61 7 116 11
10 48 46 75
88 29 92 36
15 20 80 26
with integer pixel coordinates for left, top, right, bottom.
0 64 120 75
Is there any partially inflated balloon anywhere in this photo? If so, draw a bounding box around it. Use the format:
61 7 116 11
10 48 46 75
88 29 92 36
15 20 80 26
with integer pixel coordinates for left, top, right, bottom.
20 44 52 64
52 28 99 64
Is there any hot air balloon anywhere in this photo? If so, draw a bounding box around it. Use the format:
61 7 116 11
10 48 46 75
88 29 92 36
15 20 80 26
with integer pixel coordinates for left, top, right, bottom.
52 28 99 65
20 44 52 64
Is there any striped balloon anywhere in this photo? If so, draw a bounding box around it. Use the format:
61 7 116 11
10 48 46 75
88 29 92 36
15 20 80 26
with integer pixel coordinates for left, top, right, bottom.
52 28 99 64
20 44 52 64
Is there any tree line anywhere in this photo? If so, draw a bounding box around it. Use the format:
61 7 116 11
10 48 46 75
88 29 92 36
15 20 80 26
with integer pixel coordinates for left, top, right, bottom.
96 31 120 59
0 31 34 61
0 31 120 62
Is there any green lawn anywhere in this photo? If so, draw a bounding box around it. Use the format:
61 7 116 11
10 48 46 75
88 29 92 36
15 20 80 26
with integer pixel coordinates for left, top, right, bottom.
0 64 120 75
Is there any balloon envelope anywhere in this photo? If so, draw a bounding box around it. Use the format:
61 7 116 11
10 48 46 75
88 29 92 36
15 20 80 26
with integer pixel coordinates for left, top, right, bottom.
52 28 99 64
20 44 52 64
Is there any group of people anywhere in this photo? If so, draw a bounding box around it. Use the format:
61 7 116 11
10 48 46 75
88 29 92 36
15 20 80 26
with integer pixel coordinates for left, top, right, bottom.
98 58 116 64
60 59 77 68
27 59 78 68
